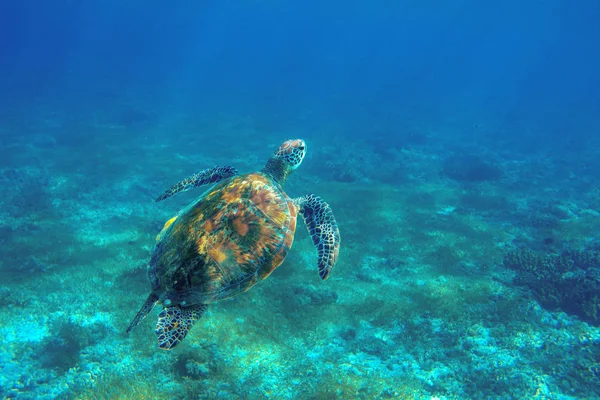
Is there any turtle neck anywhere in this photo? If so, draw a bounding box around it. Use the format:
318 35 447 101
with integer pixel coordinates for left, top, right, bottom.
262 157 289 185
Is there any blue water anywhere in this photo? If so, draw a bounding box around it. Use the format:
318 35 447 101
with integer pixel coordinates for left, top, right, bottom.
1 1 599 398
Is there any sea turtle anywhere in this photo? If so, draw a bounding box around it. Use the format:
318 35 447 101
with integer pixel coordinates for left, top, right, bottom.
126 139 341 349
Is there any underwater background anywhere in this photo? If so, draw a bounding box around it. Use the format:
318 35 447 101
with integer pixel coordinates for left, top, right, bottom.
1 0 600 399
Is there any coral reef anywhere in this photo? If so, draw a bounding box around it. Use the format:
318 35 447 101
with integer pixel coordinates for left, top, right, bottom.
2 104 600 399
504 248 600 325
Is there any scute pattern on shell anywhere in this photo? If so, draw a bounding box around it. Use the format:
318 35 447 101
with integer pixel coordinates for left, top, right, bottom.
150 172 298 306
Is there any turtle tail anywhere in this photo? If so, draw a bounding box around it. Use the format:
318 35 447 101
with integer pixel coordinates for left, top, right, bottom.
126 292 159 333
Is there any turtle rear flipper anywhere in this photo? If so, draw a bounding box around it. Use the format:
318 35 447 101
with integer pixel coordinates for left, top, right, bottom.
156 166 238 202
126 292 159 333
296 194 341 280
155 304 207 350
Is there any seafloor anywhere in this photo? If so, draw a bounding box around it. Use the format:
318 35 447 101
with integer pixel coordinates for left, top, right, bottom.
1 100 599 399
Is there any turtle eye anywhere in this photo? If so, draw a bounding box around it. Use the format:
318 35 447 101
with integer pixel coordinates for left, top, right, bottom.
298 145 305 151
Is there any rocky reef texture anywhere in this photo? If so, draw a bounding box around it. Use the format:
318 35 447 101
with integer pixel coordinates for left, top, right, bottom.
504 248 600 326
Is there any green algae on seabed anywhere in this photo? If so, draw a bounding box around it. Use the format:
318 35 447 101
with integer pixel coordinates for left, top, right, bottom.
1 127 600 399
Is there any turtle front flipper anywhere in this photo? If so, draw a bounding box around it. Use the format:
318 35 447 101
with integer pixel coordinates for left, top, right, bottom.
155 304 207 350
155 166 238 202
126 292 159 333
296 194 341 280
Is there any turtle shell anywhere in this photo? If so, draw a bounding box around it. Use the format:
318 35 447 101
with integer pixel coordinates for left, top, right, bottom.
149 172 298 306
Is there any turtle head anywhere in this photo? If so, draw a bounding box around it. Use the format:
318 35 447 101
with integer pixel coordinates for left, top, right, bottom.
263 139 306 184
274 139 306 170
